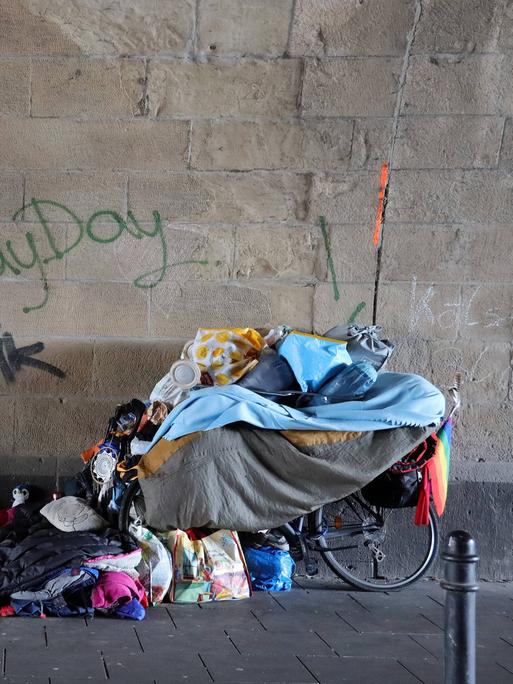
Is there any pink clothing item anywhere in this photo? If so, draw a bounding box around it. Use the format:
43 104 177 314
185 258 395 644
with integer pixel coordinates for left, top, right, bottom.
92 571 148 610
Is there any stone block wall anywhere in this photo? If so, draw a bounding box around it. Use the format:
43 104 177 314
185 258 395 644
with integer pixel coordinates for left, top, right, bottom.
0 0 511 576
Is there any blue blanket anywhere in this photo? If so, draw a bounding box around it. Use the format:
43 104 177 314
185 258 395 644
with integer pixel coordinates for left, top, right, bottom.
150 372 445 446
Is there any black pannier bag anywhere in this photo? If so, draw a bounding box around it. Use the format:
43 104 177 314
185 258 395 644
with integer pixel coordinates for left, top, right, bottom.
361 436 437 509
361 469 421 508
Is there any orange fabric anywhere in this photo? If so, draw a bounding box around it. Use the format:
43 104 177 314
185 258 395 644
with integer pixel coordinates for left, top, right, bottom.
373 162 389 247
280 430 363 448
81 442 101 464
427 440 446 516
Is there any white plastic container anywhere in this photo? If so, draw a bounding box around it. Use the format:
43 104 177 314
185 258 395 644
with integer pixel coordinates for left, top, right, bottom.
150 359 201 405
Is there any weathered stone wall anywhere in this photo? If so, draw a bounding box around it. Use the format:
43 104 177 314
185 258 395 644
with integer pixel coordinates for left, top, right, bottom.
0 0 511 576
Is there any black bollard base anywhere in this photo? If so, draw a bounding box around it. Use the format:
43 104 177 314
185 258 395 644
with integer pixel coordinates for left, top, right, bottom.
441 530 479 684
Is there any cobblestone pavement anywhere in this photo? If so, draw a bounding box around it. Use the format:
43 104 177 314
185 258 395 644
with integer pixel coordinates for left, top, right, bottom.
1 578 512 683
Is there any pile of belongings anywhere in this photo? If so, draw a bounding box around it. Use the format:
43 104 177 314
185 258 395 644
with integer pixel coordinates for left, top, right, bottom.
122 324 446 533
0 486 283 612
0 322 448 615
0 488 146 619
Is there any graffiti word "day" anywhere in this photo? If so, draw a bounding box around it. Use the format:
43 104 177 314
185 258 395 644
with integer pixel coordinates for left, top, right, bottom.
2 199 207 314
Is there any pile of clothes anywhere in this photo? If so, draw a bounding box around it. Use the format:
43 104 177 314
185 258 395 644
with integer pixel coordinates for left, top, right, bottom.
0 322 447 615
0 492 146 619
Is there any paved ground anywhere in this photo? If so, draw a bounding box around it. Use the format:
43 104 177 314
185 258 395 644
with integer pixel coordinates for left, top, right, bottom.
1 578 512 683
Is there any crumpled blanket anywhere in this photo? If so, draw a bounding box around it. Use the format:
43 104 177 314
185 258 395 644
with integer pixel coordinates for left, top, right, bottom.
137 423 436 531
148 373 445 449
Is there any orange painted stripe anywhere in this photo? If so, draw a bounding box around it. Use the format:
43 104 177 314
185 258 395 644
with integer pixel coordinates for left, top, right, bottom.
372 162 389 247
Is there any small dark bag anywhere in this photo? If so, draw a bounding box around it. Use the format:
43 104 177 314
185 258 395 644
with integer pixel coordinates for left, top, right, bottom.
361 437 437 509
361 469 421 508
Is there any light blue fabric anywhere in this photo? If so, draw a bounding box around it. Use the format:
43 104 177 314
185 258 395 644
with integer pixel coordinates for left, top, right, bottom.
277 332 352 391
305 361 378 405
150 372 445 446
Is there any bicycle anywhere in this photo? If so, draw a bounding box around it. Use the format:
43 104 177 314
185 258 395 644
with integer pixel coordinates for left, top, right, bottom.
118 481 438 592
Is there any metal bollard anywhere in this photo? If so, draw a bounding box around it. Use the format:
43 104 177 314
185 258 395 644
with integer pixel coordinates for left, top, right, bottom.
441 530 479 684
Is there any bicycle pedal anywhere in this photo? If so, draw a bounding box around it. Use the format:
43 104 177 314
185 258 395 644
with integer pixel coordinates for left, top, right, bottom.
305 559 319 576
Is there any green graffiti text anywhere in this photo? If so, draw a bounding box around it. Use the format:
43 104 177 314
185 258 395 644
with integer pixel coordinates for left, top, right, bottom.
3 199 207 314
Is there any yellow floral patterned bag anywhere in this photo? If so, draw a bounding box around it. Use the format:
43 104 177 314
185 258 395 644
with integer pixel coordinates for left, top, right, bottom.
190 328 264 385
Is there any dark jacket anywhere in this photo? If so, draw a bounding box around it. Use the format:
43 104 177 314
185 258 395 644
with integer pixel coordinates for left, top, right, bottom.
0 527 136 597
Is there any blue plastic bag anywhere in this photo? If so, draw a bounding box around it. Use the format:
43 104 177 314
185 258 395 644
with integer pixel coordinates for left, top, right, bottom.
277 331 352 392
243 546 295 592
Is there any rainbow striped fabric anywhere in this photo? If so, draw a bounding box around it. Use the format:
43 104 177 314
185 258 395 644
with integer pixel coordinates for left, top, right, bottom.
427 416 453 516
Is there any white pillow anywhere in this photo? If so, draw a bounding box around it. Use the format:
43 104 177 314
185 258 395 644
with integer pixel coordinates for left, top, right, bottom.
40 496 108 532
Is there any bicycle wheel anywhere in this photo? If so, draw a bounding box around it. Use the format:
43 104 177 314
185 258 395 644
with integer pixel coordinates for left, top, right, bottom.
118 480 146 534
313 495 439 591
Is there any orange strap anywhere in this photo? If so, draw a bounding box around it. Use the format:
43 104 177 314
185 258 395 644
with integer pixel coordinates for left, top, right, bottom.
81 442 101 464
372 162 389 246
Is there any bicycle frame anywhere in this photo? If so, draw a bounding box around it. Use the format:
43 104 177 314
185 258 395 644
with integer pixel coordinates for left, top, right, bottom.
277 493 384 576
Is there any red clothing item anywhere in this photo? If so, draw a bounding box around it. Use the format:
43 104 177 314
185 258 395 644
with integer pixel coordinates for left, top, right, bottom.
0 508 15 528
92 572 148 610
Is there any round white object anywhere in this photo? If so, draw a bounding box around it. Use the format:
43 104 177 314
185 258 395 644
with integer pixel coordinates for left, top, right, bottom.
92 449 117 483
169 360 201 389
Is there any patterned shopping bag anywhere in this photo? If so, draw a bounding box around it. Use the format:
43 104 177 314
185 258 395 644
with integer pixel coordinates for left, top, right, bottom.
169 529 251 603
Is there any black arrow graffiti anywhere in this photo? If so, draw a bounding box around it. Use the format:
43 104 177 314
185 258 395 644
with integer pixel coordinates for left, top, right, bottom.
0 331 65 384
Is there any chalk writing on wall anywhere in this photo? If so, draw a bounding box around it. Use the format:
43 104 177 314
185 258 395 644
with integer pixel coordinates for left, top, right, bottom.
0 329 65 383
435 344 510 389
4 199 208 314
408 278 512 334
